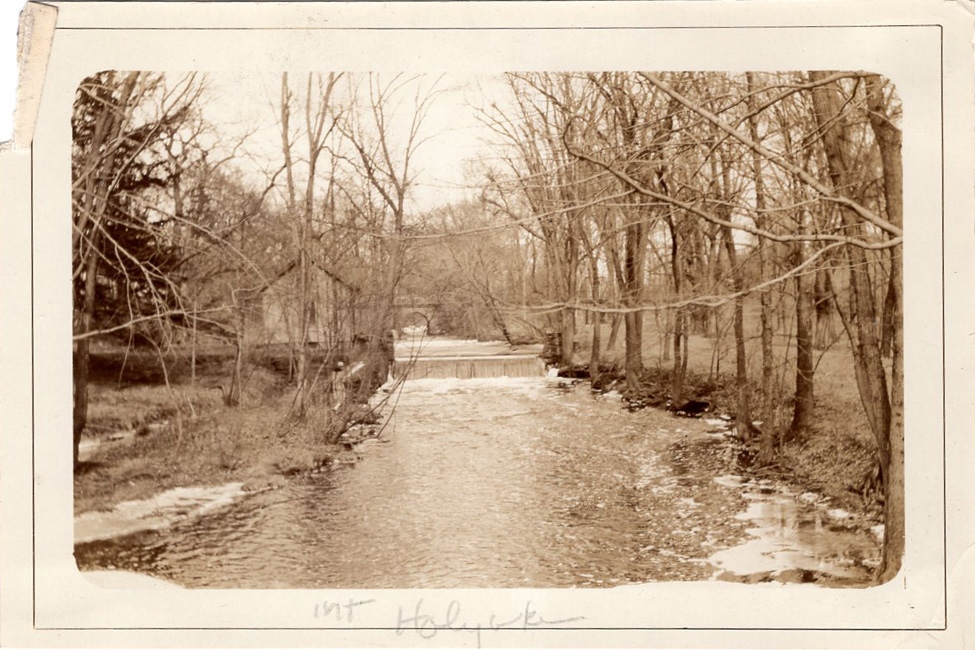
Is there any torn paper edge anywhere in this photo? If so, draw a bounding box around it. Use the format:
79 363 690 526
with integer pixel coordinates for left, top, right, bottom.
0 1 56 152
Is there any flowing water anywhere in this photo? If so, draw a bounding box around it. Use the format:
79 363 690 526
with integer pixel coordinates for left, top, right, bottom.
394 355 547 380
75 339 880 588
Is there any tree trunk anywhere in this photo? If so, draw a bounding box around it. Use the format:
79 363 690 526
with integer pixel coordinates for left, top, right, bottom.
297 240 309 414
709 143 753 441
561 307 575 366
225 303 245 407
721 225 752 442
745 72 776 428
811 71 898 580
190 301 198 387
590 311 601 371
668 217 685 400
792 242 816 435
73 233 101 468
662 311 671 362
624 311 643 391
677 314 690 401
814 267 837 349
72 342 90 468
759 279 775 418
588 257 602 371
561 217 580 365
606 313 623 353
623 215 645 390
485 295 514 346
811 73 892 459
672 309 686 403
880 271 896 358
865 73 905 583
881 262 904 582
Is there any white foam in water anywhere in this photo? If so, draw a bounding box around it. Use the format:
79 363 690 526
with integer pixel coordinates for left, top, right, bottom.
403 354 536 362
81 570 182 589
713 474 746 488
403 375 550 395
402 376 463 394
707 484 877 581
709 537 807 576
75 482 246 544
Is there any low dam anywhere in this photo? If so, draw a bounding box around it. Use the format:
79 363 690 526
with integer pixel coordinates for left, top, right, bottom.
392 338 547 380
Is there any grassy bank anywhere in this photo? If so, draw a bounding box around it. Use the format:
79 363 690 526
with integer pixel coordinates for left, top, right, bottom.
75 344 386 515
567 314 883 519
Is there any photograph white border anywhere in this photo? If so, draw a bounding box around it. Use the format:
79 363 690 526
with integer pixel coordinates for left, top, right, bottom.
2 1 973 647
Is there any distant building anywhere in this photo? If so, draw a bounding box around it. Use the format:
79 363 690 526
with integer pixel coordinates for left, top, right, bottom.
245 259 359 348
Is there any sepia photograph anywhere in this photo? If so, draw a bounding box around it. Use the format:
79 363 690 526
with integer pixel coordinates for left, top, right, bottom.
70 69 903 589
1 1 971 646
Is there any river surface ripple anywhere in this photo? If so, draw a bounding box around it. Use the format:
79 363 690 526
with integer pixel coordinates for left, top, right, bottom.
75 373 878 588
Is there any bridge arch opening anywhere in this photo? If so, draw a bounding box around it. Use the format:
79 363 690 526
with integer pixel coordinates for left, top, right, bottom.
399 309 436 337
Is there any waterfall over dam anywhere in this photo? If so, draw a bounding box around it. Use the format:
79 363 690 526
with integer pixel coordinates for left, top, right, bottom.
392 337 548 380
393 354 547 380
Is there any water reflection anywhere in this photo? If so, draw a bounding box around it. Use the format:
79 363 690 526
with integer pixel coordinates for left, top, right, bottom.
708 480 879 583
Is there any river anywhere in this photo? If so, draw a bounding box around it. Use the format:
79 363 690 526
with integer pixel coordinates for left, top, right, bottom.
74 339 880 588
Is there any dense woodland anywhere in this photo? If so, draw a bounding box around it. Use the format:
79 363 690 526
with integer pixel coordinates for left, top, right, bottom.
72 71 903 581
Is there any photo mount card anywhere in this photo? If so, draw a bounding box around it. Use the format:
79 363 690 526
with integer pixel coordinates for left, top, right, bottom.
0 1 973 648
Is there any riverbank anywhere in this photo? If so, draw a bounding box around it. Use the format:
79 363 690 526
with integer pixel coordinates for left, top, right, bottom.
76 371 880 587
75 380 366 516
76 334 883 588
75 346 389 516
560 330 885 533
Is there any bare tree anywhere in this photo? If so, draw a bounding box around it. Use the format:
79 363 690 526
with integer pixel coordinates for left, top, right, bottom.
339 73 439 335
71 71 205 467
277 71 342 416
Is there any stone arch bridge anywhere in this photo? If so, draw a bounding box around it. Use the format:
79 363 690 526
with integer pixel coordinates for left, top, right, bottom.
394 301 444 334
